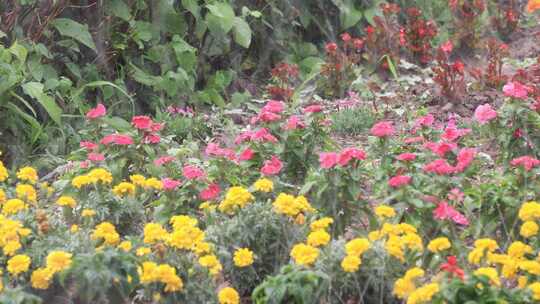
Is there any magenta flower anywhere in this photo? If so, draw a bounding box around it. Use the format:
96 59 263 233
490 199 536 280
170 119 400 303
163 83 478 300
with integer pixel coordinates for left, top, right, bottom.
199 183 221 200
396 153 416 161
238 148 254 161
388 175 412 187
162 178 182 190
261 156 283 176
100 134 134 145
319 152 339 169
154 156 175 166
370 121 395 137
183 165 206 180
88 152 105 162
132 115 153 130
86 103 106 119
511 155 540 171
503 81 530 99
474 104 497 125
433 201 469 226
338 148 366 166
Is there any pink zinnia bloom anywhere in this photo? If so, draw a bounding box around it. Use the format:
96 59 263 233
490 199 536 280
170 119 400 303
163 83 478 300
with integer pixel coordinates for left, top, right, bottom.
404 136 425 144
319 152 339 169
100 134 134 145
388 175 412 187
80 141 98 151
424 142 457 157
143 134 161 144
303 104 323 113
205 143 236 160
256 111 282 123
474 104 497 125
261 156 283 176
414 114 434 129
283 115 305 130
433 201 469 226
503 81 530 99
262 100 285 113
440 41 453 53
162 178 181 190
448 188 464 203
132 115 153 130
338 148 366 166
80 160 90 169
199 183 220 200
150 122 164 132
454 148 476 172
238 148 255 161
252 128 278 143
86 103 106 119
424 159 455 175
154 156 175 166
88 152 105 162
441 126 471 142
397 153 416 161
370 121 395 137
183 165 205 180
511 155 540 171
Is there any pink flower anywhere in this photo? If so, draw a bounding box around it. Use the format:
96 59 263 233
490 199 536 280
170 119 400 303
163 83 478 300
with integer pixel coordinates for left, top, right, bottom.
132 116 153 130
440 41 453 53
262 100 285 113
448 188 464 203
80 141 98 151
100 134 134 145
150 122 164 132
200 183 220 200
88 152 105 162
154 156 175 166
86 103 106 119
205 143 236 160
261 156 283 176
454 148 476 172
388 175 412 187
404 136 424 144
511 155 540 171
474 104 497 125
319 152 339 169
252 128 278 143
254 111 281 123
397 153 416 161
503 81 530 99
80 160 90 169
441 125 471 142
162 178 182 190
424 142 457 157
433 201 469 226
370 121 395 137
303 104 323 114
143 134 161 144
338 148 366 166
238 148 254 161
283 115 305 130
183 165 205 180
414 114 434 129
424 159 455 175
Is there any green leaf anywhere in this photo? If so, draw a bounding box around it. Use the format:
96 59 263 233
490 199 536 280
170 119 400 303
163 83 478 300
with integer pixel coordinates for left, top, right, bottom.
8 41 28 63
206 3 235 34
51 18 97 52
232 17 252 48
21 82 62 125
182 0 201 19
106 0 132 21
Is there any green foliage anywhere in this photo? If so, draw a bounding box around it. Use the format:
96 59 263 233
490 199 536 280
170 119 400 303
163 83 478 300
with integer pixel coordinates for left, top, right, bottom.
331 106 377 135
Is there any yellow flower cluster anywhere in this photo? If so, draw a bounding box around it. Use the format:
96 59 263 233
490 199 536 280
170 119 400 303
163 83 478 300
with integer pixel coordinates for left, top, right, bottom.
290 243 319 266
144 223 169 244
393 267 425 299
16 184 37 203
72 168 113 188
0 160 8 182
31 250 73 289
0 188 5 204
218 186 254 214
474 267 500 286
0 215 31 256
233 248 254 267
529 282 540 300
128 174 164 190
406 282 439 304
2 199 28 215
112 181 136 197
218 287 240 304
253 178 274 192
7 254 31 275
310 217 333 231
519 202 540 238
468 238 499 265
375 205 396 219
139 261 183 292
92 222 120 245
341 238 370 273
198 254 223 275
427 237 451 253
16 166 38 184
369 223 422 262
56 196 77 208
273 193 314 217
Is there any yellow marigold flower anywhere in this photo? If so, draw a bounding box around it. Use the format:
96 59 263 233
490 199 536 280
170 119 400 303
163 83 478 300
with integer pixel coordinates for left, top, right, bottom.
253 178 274 192
527 0 540 13
341 255 361 272
402 233 423 252
112 182 136 197
170 215 198 230
143 223 169 244
168 226 205 250
0 189 6 204
144 177 163 190
139 261 158 283
272 193 314 217
427 237 451 253
0 161 8 182
92 222 120 245
404 267 425 281
294 214 305 225
345 238 370 256
16 167 38 184
468 248 485 265
219 186 254 214
290 243 319 266
56 196 76 208
3 240 21 256
199 201 217 212
129 174 146 187
198 254 222 275
307 230 331 247
3 199 28 215
375 205 396 219
233 248 254 267
81 209 96 217
136 247 151 256
508 241 533 259
386 235 405 262
310 217 334 231
474 239 498 252
7 254 31 275
154 264 183 292
118 241 132 252
474 267 500 286
70 225 79 233
46 251 72 273
398 223 418 235
519 260 540 275
501 259 520 279
31 267 53 290
393 277 416 299
518 276 528 289
520 221 538 238
519 201 540 221
407 283 439 304
15 184 37 203
72 175 92 189
218 287 240 304
193 241 212 255
529 282 540 300
368 230 384 241
381 223 400 236
87 168 113 184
